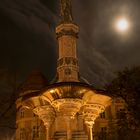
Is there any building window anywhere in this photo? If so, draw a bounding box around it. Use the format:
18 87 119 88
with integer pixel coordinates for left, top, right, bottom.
116 108 125 119
115 98 121 103
115 98 124 103
99 127 107 140
20 128 25 140
101 127 107 132
72 58 77 65
65 68 71 75
32 126 39 139
20 110 24 118
100 112 106 119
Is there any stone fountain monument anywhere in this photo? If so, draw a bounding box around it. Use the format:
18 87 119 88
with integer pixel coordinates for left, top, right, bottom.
17 0 111 140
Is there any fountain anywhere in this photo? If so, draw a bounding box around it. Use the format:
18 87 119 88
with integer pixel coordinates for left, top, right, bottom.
17 0 112 139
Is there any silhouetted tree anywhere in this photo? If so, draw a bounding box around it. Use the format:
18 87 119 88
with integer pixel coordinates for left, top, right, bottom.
0 69 21 139
105 66 140 139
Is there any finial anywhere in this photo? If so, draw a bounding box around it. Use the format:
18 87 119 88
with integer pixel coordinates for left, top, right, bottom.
60 0 73 22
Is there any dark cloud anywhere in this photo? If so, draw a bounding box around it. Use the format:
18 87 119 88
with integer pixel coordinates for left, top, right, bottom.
73 0 140 87
0 0 140 87
0 0 59 81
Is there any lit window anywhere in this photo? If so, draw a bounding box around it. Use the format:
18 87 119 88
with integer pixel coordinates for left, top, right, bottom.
100 112 106 119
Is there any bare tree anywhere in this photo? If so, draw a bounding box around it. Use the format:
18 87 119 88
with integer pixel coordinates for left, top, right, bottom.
0 69 22 138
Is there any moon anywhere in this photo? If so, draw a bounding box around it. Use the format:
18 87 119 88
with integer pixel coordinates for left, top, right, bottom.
116 18 129 32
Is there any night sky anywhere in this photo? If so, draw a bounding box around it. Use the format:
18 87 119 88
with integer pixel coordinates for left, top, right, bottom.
0 0 140 138
0 0 140 86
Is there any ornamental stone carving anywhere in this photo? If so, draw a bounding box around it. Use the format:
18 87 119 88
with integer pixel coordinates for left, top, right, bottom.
57 57 78 67
52 98 83 118
56 29 78 39
82 103 105 125
33 105 55 128
82 103 105 140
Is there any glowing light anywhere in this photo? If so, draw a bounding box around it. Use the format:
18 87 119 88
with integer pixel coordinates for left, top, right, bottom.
116 18 129 32
50 89 55 93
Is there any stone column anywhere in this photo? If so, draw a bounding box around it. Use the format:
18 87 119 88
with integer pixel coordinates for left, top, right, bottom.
65 116 72 140
85 120 94 140
82 104 105 140
33 105 55 140
44 122 51 140
89 126 93 140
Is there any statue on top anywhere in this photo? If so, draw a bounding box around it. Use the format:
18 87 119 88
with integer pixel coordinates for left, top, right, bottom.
60 0 73 22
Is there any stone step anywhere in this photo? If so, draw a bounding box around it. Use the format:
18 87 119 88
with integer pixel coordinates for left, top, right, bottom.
52 130 88 140
72 130 87 135
52 131 67 139
72 135 88 138
72 138 88 140
72 131 88 139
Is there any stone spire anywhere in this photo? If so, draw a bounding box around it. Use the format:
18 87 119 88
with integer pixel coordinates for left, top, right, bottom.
56 0 79 82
